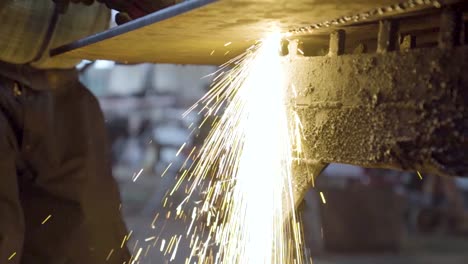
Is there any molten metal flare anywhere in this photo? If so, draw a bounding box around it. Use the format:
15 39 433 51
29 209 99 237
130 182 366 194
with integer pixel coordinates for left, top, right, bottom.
164 33 308 264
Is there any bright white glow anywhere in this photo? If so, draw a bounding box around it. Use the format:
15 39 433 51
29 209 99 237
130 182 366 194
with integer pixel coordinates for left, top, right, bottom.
161 33 306 264
215 34 300 263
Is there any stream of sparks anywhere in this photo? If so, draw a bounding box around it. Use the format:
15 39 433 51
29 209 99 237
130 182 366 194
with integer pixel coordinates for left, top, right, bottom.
158 33 306 264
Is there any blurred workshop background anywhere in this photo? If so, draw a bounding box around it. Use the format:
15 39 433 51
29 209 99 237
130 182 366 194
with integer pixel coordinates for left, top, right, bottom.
78 59 468 264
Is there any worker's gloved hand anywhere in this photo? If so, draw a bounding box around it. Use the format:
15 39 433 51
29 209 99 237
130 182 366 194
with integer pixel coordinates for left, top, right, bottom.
98 0 181 24
53 0 96 13
53 0 181 24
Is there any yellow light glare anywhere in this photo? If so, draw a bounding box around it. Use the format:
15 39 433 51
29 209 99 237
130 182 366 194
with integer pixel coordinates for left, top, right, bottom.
164 32 307 264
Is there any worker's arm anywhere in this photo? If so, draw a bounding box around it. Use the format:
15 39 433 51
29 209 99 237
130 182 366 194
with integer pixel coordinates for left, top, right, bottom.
98 0 179 19
52 0 180 24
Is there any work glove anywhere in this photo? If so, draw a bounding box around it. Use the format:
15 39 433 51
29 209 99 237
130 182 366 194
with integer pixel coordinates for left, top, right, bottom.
52 0 181 25
97 0 181 24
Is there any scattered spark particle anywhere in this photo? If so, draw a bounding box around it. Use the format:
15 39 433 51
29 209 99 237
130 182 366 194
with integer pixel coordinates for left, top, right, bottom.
120 235 127 249
132 239 139 253
161 163 172 178
170 170 188 196
41 214 52 225
176 143 187 157
176 196 190 215
8 252 16 261
180 147 197 172
224 42 232 47
212 71 225 82
170 235 182 261
206 211 211 227
417 171 423 180
183 103 199 118
164 236 176 255
153 237 159 247
145 236 156 242
224 50 230 56
106 249 114 261
127 230 133 241
151 213 159 229
144 245 151 257
132 169 144 182
132 247 143 263
198 115 211 129
210 50 215 56
160 239 166 252
320 192 327 204
297 48 304 55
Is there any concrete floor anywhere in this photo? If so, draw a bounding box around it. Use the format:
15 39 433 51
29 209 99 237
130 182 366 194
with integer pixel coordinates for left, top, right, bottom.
124 214 468 264
314 236 468 263
313 255 467 264
117 170 468 264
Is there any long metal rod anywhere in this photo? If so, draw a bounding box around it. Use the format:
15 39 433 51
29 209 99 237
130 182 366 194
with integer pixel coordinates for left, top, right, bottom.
50 0 218 57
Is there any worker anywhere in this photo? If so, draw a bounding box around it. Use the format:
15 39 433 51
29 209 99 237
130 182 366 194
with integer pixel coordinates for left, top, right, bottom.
0 0 173 263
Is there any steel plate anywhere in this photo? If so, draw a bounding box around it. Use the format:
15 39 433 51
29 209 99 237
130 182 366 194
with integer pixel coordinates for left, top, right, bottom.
51 0 401 65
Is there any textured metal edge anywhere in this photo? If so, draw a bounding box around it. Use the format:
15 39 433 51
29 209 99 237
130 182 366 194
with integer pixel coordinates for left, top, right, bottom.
288 0 447 36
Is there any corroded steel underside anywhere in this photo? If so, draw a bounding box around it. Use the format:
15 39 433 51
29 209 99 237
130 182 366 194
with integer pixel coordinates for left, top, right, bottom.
282 5 468 188
285 40 467 178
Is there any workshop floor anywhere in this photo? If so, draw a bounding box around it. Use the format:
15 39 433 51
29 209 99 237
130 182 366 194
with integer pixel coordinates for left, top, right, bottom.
117 170 468 264
313 234 468 264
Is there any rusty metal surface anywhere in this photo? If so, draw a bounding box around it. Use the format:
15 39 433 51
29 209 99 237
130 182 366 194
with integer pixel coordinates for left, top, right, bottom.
288 0 461 36
285 43 467 177
49 0 417 65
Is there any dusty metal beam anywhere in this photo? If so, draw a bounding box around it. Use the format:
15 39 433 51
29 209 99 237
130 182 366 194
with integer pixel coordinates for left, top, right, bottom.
438 7 463 49
285 43 467 177
329 30 346 56
377 20 399 53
